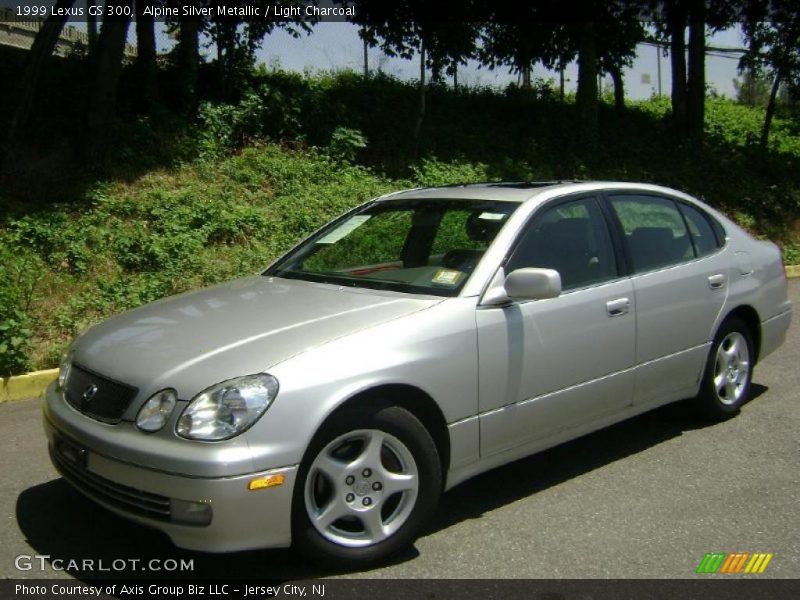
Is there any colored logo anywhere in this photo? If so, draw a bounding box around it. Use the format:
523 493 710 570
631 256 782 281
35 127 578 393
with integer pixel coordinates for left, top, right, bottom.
696 552 774 574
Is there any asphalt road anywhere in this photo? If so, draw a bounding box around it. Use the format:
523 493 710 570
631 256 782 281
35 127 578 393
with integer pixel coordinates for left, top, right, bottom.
1 281 798 582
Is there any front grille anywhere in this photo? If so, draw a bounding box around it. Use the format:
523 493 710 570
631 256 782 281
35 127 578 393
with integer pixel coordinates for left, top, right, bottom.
65 363 138 424
51 444 172 522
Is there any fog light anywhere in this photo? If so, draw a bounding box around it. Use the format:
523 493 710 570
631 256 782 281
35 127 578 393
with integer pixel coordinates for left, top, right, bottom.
171 499 212 526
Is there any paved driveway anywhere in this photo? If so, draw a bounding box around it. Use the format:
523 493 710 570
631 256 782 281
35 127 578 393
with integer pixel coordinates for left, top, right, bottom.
2 281 798 581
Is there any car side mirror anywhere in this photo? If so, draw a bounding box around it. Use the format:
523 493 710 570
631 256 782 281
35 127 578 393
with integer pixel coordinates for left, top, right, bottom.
504 268 562 300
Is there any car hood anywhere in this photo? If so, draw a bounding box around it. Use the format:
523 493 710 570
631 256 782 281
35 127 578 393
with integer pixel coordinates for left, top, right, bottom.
72 275 440 397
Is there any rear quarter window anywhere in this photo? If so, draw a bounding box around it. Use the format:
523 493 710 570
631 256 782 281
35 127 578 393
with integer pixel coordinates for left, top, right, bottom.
678 202 723 257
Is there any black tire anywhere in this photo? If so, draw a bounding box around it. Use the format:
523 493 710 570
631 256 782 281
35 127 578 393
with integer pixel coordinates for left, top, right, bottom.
292 403 441 568
696 317 755 420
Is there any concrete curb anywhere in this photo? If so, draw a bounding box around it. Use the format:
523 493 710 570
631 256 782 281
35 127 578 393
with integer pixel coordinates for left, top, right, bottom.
0 369 57 404
0 265 798 404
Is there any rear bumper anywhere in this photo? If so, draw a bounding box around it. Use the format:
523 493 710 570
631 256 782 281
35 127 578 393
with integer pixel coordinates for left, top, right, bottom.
760 305 792 361
43 387 298 552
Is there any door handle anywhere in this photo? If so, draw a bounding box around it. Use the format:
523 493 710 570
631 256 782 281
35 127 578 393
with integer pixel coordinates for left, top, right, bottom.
606 297 630 317
708 273 726 289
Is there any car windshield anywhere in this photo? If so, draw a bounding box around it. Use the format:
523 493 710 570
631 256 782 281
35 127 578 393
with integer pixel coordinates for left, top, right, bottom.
266 198 519 296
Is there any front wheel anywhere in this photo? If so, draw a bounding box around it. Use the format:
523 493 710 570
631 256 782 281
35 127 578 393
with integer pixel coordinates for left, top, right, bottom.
696 317 755 420
292 404 441 567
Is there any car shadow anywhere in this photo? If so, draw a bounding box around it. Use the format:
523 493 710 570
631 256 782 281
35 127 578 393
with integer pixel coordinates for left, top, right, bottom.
429 383 766 532
16 385 766 586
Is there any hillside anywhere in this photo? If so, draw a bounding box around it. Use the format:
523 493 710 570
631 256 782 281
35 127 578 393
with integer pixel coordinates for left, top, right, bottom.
1 70 800 375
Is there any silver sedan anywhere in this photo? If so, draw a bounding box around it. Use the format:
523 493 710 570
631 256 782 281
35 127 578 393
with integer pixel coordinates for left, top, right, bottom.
43 182 792 566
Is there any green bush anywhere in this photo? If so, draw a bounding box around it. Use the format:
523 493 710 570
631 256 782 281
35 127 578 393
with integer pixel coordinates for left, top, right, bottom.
326 127 368 163
0 243 42 376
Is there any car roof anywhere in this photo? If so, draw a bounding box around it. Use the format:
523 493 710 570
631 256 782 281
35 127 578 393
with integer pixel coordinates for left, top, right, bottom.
378 181 697 206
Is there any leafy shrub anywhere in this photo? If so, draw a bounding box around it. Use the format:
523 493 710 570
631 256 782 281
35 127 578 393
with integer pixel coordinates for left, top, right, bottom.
410 158 490 187
0 243 42 375
196 84 303 156
326 127 367 163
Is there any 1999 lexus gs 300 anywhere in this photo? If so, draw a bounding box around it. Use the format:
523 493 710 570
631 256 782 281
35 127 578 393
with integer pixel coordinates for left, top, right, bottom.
44 182 792 565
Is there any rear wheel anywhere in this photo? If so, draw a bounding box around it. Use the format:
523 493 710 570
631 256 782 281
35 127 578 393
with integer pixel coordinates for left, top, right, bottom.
292 404 441 567
696 317 754 420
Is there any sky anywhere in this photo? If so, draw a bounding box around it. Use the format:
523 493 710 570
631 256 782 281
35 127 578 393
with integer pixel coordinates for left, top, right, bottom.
246 23 748 101
106 19 750 102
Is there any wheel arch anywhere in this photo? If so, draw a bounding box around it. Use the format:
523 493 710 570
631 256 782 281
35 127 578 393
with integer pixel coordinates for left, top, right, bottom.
719 304 762 363
317 383 450 483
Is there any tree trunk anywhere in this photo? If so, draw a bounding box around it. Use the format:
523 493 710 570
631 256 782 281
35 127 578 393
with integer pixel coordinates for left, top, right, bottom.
413 43 427 160
431 58 442 84
668 1 688 137
176 17 200 113
363 38 368 78
85 3 134 168
87 0 98 53
216 21 238 101
521 61 531 89
687 2 706 144
761 70 783 148
2 0 77 167
453 63 458 90
576 21 598 143
656 44 663 96
609 65 625 114
559 61 565 101
135 0 158 114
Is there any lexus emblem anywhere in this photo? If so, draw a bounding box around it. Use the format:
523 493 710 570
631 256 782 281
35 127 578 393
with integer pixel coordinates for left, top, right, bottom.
82 384 99 404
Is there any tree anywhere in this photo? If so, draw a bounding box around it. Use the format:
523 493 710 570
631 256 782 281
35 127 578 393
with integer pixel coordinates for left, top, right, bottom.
1 0 77 170
687 0 706 142
733 68 772 106
480 21 561 89
596 9 647 115
576 21 599 142
657 0 738 143
206 1 312 101
85 0 135 167
663 0 690 136
741 0 800 147
353 1 478 157
175 10 200 112
135 0 158 113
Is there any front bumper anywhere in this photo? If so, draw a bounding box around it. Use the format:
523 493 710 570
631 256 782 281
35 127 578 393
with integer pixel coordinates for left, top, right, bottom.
43 384 298 553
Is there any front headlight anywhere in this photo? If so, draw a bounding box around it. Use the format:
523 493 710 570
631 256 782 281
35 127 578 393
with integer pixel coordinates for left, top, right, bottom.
176 374 279 441
57 349 73 391
136 389 177 432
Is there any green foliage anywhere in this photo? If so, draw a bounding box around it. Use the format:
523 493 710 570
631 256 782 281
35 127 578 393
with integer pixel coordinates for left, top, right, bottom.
3 70 800 375
0 144 399 373
410 159 490 187
196 83 303 156
326 127 368 163
784 243 800 265
0 243 41 376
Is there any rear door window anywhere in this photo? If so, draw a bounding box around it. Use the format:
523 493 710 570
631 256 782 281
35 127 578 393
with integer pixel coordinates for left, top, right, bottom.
609 194 695 273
